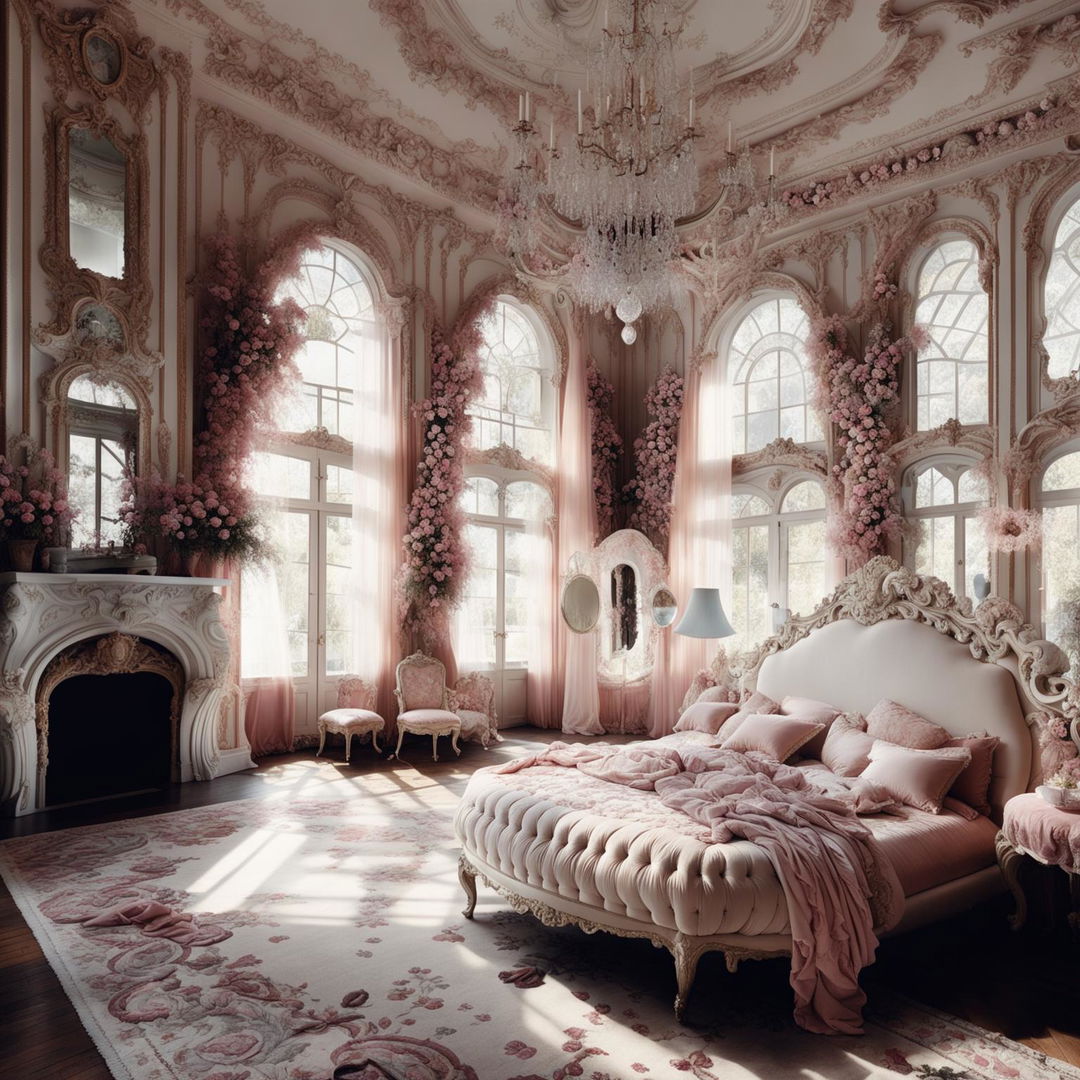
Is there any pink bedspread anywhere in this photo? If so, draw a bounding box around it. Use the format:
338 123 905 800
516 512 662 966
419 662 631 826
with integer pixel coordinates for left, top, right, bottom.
497 741 903 1035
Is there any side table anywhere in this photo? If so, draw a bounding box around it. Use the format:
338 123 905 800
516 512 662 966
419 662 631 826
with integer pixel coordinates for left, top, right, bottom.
996 791 1080 934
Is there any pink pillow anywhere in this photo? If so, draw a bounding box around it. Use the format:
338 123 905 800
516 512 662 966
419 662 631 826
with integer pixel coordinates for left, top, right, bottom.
696 685 734 704
945 734 999 817
673 700 739 735
865 699 950 750
739 689 780 715
821 712 875 777
859 742 972 814
722 713 825 762
781 695 841 760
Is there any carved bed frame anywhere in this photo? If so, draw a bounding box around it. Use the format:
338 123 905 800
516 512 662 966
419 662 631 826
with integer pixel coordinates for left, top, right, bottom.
457 557 1080 1018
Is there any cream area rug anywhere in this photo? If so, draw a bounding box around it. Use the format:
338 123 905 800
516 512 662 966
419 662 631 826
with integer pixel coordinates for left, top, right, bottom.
2 761 1075 1080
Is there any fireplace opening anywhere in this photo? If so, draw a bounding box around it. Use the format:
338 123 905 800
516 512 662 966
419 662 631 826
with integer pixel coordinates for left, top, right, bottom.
46 672 175 806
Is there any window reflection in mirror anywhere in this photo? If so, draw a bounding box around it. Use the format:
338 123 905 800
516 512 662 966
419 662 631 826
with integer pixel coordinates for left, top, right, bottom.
66 375 137 548
68 128 126 278
610 563 638 653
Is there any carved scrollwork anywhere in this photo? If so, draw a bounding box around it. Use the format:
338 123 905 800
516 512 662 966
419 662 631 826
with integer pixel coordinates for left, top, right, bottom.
733 437 829 479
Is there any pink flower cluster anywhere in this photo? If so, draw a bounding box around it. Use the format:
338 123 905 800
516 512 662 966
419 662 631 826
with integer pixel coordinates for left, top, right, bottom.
0 447 73 542
782 98 1055 212
872 272 898 302
1047 756 1080 790
586 363 622 540
977 506 1042 554
400 321 485 626
810 315 922 562
121 233 304 559
622 366 684 549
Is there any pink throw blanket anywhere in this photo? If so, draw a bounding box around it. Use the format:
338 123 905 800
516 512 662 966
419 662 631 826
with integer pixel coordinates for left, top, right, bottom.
496 742 902 1035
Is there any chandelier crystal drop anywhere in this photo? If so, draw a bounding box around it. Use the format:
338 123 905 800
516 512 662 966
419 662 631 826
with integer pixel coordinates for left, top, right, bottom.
506 0 699 341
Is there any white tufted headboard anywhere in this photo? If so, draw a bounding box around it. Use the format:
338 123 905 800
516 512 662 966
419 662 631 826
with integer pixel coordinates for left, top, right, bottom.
731 558 1079 822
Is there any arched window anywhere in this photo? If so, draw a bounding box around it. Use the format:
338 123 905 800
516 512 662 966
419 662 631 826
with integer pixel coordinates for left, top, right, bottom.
67 375 137 548
902 460 988 599
729 477 827 652
729 296 821 454
457 473 553 724
243 241 381 732
1045 195 1080 380
914 238 989 429
468 300 555 466
1039 449 1080 666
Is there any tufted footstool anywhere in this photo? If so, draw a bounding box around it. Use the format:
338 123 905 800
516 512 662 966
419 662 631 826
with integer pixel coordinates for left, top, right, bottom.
996 792 1080 934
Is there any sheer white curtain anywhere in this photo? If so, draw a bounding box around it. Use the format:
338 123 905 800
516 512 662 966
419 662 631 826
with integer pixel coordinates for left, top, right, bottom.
525 512 560 727
648 354 732 735
350 301 407 722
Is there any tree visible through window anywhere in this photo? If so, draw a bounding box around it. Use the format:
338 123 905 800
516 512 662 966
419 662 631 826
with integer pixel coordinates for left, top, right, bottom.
1045 196 1080 380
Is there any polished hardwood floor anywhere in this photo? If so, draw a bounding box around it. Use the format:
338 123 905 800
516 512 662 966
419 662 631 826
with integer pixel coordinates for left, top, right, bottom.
2 730 1079 1078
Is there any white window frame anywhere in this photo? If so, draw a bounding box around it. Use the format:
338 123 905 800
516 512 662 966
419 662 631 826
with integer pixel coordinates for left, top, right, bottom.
1036 445 1080 656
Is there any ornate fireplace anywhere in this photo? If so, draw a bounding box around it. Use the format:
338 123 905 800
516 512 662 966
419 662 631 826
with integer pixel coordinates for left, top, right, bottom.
0 571 254 815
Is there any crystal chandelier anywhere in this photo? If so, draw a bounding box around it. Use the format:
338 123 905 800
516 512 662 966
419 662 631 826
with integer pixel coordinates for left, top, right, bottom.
506 0 698 344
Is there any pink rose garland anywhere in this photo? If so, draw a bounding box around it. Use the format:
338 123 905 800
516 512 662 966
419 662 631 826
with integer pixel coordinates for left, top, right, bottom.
400 320 485 631
622 366 684 549
586 363 622 540
809 314 925 563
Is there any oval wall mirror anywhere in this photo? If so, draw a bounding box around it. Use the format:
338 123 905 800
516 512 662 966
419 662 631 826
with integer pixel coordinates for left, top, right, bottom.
651 586 678 628
561 573 601 634
68 127 127 278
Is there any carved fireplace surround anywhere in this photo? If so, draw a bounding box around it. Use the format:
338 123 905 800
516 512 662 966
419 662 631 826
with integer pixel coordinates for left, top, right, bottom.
0 572 253 816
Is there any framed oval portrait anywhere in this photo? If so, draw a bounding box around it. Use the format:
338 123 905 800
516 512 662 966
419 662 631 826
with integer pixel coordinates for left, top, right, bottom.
81 29 124 87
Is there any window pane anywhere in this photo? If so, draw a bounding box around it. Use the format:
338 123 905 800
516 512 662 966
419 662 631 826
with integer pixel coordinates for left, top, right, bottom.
730 523 771 653
915 239 989 429
456 524 499 667
914 514 956 588
786 519 827 616
251 452 312 500
914 467 956 509
324 515 352 677
957 468 988 504
1045 197 1080 380
1044 503 1080 671
1043 451 1080 493
963 513 989 602
326 464 352 505
781 481 826 513
732 492 770 518
505 480 552 521
730 296 818 453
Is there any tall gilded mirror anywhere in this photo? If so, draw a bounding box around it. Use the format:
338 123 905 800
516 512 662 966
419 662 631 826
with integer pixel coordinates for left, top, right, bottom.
65 374 137 548
68 127 127 279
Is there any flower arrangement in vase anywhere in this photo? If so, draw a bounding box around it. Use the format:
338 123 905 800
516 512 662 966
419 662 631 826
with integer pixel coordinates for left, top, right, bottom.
1038 750 1080 810
400 318 486 636
622 366 684 550
587 363 622 540
0 445 75 571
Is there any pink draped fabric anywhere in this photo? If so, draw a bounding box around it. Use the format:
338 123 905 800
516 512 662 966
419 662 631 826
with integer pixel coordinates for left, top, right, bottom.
558 315 603 735
598 680 651 733
351 300 409 721
244 679 295 757
648 354 732 736
526 516 562 727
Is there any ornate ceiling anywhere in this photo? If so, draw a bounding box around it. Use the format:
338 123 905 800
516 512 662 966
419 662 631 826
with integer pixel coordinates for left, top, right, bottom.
157 0 1080 218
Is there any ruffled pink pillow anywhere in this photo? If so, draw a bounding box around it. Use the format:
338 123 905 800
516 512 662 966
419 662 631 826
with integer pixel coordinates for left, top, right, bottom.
722 713 825 762
696 685 736 705
859 741 972 814
739 689 780 715
821 712 875 777
865 699 950 750
945 734 999 817
781 695 841 760
673 700 740 735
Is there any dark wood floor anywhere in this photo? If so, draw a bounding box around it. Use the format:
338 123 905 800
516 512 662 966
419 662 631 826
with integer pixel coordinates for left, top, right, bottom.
2 730 1079 1079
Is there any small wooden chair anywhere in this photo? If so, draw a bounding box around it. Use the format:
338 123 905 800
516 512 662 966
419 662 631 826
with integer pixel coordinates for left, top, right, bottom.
317 676 385 761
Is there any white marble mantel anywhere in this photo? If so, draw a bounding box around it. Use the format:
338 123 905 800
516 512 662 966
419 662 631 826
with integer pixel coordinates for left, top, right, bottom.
0 572 254 816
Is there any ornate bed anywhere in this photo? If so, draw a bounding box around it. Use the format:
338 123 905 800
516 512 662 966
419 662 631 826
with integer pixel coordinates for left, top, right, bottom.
454 558 1080 1022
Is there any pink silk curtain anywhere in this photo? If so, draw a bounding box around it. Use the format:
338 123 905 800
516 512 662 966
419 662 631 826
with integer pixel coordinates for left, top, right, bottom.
559 316 603 735
647 353 732 736
351 302 409 723
244 680 296 757
526 515 561 727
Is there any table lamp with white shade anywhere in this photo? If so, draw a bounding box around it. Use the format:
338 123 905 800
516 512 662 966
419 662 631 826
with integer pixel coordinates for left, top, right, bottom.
673 587 735 640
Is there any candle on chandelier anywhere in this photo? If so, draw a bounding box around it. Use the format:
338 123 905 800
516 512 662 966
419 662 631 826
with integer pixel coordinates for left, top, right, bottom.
689 95 695 129
727 120 734 153
519 94 524 123
577 89 583 134
525 91 531 122
549 118 555 150
769 147 775 176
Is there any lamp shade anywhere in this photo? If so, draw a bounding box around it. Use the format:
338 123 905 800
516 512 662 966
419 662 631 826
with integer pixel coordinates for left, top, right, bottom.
673 587 734 639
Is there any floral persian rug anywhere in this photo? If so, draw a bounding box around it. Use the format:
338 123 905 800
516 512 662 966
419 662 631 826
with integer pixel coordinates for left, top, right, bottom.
2 765 1075 1080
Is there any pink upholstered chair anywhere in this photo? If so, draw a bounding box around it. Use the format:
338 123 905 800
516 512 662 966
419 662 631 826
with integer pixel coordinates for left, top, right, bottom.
317 676 385 760
393 652 461 762
450 672 502 748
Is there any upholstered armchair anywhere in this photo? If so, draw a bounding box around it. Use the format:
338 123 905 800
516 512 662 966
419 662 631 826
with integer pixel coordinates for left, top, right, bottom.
317 675 385 760
449 672 502 748
393 652 462 762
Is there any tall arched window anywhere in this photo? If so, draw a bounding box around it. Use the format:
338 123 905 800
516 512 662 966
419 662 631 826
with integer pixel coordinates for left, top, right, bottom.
729 296 821 454
902 460 988 600
914 238 989 430
729 478 827 653
243 241 380 732
1045 195 1080 381
468 300 555 466
1039 449 1080 667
